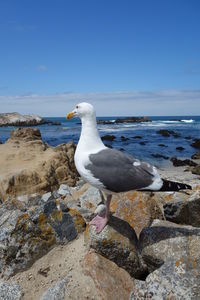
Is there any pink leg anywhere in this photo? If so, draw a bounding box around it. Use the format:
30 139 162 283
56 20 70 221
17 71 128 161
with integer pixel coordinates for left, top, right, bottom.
90 194 112 233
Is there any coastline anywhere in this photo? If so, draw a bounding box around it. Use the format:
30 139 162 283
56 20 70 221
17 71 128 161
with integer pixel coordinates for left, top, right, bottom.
0 128 200 299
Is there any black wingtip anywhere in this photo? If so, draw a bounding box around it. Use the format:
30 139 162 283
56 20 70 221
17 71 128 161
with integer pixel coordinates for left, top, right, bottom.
160 179 192 192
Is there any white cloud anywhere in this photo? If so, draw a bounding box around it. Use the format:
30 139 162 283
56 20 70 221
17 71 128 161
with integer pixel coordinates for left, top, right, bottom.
0 90 199 116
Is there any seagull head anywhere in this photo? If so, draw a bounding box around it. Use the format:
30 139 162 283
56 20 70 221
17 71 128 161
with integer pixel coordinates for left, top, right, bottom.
66 102 96 120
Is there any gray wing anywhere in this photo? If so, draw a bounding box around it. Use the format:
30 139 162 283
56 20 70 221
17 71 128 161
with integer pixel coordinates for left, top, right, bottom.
86 148 156 192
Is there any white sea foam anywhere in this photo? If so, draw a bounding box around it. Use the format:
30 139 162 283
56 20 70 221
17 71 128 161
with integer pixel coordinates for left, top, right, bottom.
181 119 194 123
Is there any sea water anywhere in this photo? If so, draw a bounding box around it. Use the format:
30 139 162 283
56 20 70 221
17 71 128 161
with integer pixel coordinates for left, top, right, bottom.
0 116 200 167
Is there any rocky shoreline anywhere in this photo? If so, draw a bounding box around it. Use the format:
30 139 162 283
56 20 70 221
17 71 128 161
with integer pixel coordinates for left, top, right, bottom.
0 128 200 299
0 112 61 127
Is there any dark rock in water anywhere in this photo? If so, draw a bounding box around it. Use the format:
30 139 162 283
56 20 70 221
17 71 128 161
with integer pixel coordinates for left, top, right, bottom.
101 135 116 141
191 165 200 175
132 136 142 139
105 144 113 148
121 136 129 141
176 146 185 151
185 136 192 140
139 142 146 145
191 152 200 159
97 120 115 125
120 148 125 151
158 144 168 147
115 116 151 123
170 157 197 167
47 121 61 126
152 153 169 160
98 117 151 124
157 129 180 138
191 138 200 149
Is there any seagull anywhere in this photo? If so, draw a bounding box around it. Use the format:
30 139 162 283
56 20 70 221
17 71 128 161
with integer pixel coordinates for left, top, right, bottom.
67 102 192 233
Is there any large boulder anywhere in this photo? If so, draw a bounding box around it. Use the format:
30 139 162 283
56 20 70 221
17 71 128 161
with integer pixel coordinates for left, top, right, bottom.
130 257 200 300
111 191 163 236
139 219 200 272
84 216 147 279
0 128 78 200
0 198 85 277
164 194 200 227
83 251 134 300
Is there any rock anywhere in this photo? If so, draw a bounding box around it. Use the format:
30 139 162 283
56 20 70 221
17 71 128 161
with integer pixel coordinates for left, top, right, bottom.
84 217 147 279
191 138 200 149
151 153 169 160
191 165 200 175
41 192 53 202
132 135 142 139
40 276 68 300
139 141 146 145
79 186 103 212
101 135 116 141
170 156 197 167
191 152 200 159
115 116 151 123
0 199 85 277
139 219 200 272
176 146 185 151
130 258 200 300
57 184 72 196
83 251 134 299
157 129 180 138
164 195 200 227
185 135 192 140
0 128 78 200
0 281 23 300
0 112 60 127
10 128 42 141
111 191 163 237
120 136 129 141
158 143 168 147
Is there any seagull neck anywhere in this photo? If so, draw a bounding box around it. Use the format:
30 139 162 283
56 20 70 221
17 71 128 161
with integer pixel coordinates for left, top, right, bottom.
79 115 104 151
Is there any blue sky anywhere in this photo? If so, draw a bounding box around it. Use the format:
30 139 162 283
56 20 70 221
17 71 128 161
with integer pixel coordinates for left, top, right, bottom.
0 0 200 116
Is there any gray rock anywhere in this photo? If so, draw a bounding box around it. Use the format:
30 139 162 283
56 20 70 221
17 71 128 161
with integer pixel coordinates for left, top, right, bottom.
40 277 68 300
140 219 200 272
130 258 200 300
41 192 53 202
57 184 72 196
164 194 200 227
66 200 92 222
85 216 147 279
79 186 103 211
0 199 85 278
0 281 23 300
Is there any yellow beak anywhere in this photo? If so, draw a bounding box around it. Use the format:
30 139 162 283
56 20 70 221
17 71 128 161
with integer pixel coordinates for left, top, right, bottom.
66 112 75 119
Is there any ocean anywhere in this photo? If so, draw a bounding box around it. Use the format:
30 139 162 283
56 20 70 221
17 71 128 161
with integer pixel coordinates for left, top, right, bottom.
1 115 200 167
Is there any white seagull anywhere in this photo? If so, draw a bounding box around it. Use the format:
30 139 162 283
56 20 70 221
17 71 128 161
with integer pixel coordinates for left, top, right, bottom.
67 102 191 233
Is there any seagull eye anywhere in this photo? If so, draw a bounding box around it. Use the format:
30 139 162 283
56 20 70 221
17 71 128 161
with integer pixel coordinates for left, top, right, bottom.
76 105 79 109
